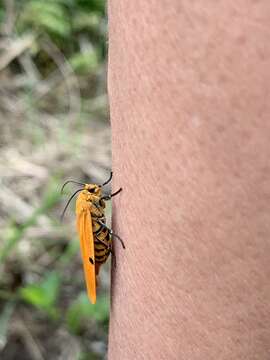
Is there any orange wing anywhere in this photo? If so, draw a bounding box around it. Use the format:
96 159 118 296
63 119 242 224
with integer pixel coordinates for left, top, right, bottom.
76 193 96 304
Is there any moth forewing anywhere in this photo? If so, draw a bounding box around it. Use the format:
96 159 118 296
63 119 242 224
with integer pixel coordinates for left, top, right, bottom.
76 194 96 304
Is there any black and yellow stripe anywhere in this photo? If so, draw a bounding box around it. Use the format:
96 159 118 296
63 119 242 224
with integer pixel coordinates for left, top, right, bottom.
91 204 111 264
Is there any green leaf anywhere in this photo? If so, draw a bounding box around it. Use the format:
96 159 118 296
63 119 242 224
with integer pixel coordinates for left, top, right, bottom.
0 225 22 264
70 50 99 74
20 271 61 319
66 293 109 334
77 0 106 14
73 12 101 32
18 1 71 38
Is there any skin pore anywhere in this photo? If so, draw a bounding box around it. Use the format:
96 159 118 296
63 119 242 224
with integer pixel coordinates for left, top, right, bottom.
108 1 270 359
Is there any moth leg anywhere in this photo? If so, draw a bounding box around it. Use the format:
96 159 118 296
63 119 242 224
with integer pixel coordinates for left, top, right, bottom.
109 243 117 269
101 188 122 201
95 219 125 249
94 236 110 248
91 201 105 215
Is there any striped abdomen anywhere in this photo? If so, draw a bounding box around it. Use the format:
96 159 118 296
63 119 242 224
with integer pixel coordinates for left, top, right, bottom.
92 218 111 264
90 200 111 265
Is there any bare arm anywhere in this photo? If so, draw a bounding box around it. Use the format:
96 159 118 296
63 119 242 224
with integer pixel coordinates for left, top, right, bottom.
108 1 270 359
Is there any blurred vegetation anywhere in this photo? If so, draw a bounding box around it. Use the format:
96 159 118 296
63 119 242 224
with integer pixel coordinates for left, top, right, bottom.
0 0 111 359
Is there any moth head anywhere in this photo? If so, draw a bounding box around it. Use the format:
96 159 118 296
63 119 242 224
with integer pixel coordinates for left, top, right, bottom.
85 183 101 196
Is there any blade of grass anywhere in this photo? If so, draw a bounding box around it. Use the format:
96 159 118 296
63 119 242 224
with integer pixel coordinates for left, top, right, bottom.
0 178 62 263
0 301 15 350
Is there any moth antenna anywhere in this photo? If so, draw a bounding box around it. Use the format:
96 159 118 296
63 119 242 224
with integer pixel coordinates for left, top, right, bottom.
101 171 113 187
61 180 85 194
61 188 84 221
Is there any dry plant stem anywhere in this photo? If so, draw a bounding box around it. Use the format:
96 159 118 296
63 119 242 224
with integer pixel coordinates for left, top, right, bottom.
0 35 34 72
108 1 270 359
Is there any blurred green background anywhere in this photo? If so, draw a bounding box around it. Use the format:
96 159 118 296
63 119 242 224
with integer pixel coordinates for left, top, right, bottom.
0 1 112 359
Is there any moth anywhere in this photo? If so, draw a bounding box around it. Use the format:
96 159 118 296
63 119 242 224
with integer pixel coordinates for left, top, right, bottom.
61 172 124 303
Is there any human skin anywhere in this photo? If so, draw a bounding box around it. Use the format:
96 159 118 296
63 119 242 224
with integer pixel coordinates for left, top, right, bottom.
107 1 270 359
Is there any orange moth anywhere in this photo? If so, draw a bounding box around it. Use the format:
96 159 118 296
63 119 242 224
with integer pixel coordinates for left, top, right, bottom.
61 172 124 304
